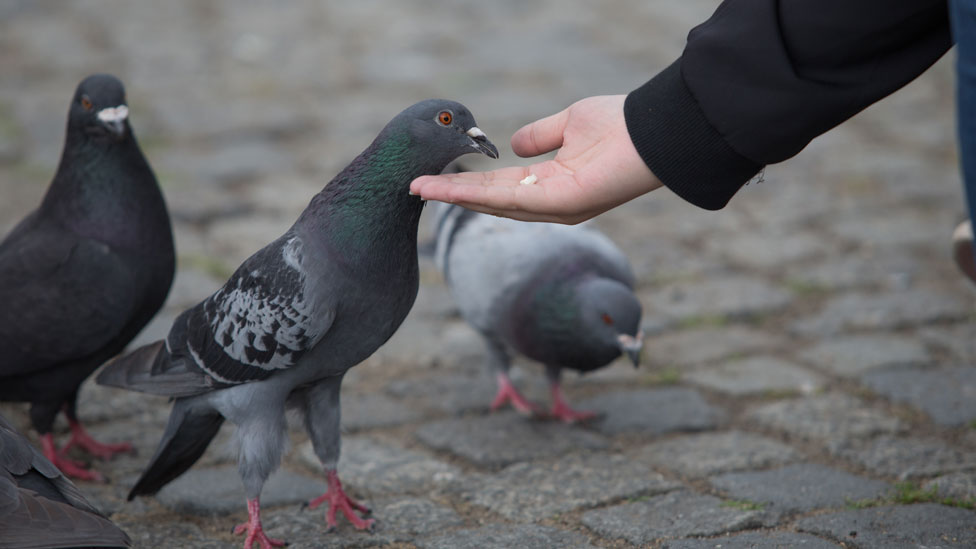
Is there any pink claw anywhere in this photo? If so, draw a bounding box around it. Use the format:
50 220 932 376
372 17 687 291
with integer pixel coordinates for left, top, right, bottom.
491 373 544 416
549 382 598 424
40 433 105 482
308 470 374 531
234 498 285 549
61 419 134 460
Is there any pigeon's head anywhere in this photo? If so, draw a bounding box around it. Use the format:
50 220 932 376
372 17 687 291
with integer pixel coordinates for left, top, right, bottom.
69 74 131 142
578 278 644 368
395 99 499 167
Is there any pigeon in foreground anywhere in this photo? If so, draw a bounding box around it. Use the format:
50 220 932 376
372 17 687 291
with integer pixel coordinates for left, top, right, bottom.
0 74 175 480
97 100 497 549
433 203 643 422
0 413 131 548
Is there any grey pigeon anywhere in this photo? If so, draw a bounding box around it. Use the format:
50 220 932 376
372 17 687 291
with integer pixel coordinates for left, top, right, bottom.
0 413 131 548
433 203 643 422
0 74 174 480
97 100 497 548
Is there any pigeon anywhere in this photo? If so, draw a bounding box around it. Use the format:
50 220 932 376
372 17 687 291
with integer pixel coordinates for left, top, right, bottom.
433 203 643 422
0 74 175 480
97 99 497 549
0 412 132 548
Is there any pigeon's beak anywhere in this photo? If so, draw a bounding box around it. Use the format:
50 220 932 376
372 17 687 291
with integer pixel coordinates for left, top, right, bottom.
466 127 499 159
97 105 129 138
617 332 644 368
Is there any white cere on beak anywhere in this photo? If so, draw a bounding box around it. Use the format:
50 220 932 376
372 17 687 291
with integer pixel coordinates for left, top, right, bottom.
466 127 487 139
97 105 129 124
617 332 644 351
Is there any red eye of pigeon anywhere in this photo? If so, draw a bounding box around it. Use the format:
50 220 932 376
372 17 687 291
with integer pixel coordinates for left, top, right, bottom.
438 111 453 125
81 95 93 111
602 313 614 325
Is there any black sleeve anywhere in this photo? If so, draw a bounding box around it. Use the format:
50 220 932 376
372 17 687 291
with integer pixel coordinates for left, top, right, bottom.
624 0 953 210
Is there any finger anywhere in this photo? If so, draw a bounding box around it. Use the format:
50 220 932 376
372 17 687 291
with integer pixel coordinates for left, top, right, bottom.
511 107 571 158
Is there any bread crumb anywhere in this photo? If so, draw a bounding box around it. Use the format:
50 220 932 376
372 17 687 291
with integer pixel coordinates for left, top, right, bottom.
519 174 538 185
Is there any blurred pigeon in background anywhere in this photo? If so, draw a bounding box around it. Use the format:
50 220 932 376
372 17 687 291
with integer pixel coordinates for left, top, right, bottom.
0 74 174 480
433 202 643 422
0 413 131 548
98 99 497 548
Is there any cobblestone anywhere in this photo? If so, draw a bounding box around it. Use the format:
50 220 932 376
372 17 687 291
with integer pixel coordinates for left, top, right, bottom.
796 504 976 548
634 431 802 477
580 491 763 545
0 2 972 547
577 388 723 436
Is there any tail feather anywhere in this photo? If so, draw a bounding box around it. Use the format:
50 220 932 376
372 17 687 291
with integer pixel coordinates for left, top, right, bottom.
128 399 224 500
96 341 213 397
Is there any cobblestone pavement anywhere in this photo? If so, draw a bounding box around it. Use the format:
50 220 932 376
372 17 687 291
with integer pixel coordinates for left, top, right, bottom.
2 2 976 548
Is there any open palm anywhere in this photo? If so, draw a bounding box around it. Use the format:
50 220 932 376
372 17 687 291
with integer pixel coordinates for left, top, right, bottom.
411 95 662 224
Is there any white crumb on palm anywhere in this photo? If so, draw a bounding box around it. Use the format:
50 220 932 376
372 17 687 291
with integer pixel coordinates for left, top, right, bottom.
519 174 538 185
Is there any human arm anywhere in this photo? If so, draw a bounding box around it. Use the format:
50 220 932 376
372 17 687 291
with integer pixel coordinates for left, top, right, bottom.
412 0 952 222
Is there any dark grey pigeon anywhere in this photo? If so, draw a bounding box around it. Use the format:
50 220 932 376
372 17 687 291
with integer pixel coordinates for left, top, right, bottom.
97 100 497 548
0 413 131 548
433 203 643 422
0 74 174 480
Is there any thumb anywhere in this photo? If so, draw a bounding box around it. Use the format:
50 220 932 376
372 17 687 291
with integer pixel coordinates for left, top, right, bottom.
510 107 571 158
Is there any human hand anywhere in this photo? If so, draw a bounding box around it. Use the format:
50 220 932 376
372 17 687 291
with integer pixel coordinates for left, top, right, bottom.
410 95 663 224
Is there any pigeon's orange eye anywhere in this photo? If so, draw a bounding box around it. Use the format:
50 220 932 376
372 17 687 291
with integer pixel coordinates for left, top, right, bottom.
602 314 613 325
81 96 93 111
437 111 453 125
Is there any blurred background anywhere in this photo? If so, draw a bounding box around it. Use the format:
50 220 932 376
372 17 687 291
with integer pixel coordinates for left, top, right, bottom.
0 1 973 547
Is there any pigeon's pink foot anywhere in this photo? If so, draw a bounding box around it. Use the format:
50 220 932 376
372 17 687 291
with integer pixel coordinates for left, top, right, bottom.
308 470 374 531
549 383 598 424
40 433 105 482
234 498 285 549
491 373 544 416
61 419 134 460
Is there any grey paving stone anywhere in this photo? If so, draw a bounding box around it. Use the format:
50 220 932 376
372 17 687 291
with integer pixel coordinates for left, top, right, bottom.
298 436 466 496
791 290 970 336
685 356 825 396
372 316 484 370
155 466 328 516
662 531 841 549
635 430 801 477
920 323 976 362
467 452 681 521
417 524 598 549
861 366 976 426
386 367 547 415
784 250 923 291
645 327 785 368
796 503 976 548
924 471 976 501
798 334 931 378
831 436 976 480
340 392 423 432
580 491 762 546
748 394 904 442
262 496 463 547
709 464 890 517
577 388 723 436
644 276 793 321
115 520 230 549
828 209 953 249
415 412 608 468
705 231 834 271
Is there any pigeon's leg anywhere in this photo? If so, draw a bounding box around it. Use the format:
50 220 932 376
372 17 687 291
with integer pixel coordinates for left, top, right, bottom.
485 339 543 416
233 498 285 549
302 375 375 532
234 405 289 548
59 397 133 460
30 400 104 481
545 365 597 423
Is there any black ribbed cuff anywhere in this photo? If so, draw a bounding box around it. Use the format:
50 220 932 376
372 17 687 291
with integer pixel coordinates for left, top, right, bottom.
624 59 762 210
